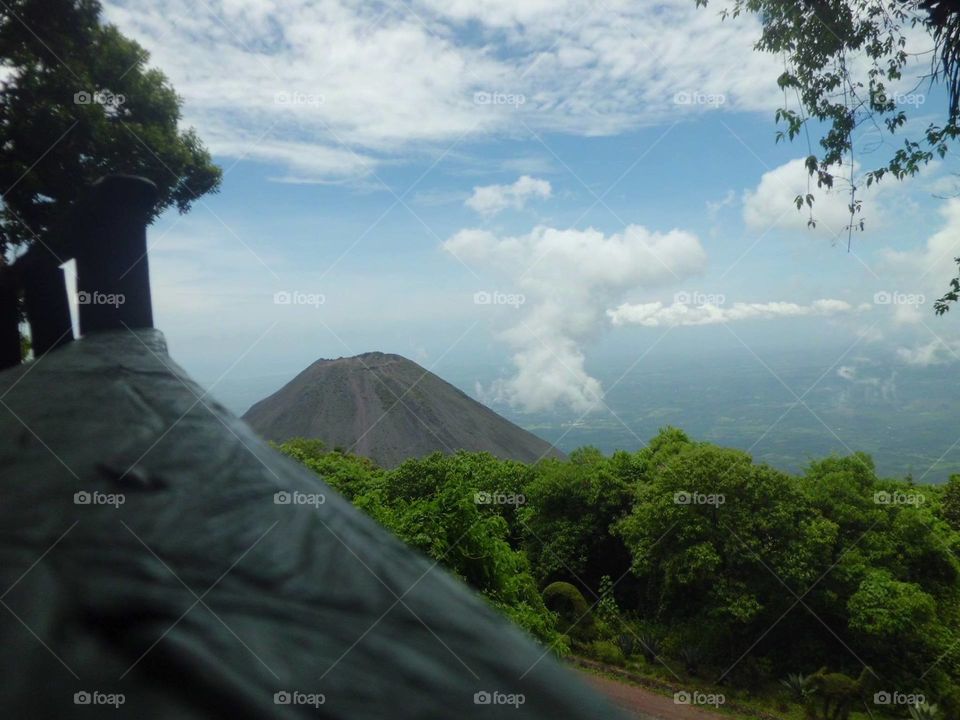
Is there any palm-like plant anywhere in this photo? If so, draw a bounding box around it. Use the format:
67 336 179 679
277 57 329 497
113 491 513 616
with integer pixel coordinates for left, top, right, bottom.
908 702 939 720
779 673 813 702
636 631 662 663
616 633 636 659
678 645 703 676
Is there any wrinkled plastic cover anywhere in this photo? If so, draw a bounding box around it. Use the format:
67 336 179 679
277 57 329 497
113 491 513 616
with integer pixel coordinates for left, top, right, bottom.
0 330 625 719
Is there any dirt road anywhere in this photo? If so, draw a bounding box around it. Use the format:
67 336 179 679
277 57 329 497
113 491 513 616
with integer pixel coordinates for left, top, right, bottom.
582 673 726 720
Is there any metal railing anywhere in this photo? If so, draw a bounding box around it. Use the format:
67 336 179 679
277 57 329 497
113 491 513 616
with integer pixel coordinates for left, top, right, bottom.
1 175 157 368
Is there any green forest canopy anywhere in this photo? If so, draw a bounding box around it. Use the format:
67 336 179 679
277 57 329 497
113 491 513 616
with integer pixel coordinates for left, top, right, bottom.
279 430 960 718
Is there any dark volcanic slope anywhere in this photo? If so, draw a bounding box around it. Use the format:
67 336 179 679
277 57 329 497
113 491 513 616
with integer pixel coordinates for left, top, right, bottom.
242 352 565 468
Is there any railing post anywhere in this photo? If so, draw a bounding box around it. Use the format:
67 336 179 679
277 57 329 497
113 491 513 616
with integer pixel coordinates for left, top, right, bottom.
21 245 73 355
0 275 20 369
75 175 158 335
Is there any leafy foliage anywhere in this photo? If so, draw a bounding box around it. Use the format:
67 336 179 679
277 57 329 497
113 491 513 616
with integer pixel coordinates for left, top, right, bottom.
696 0 960 304
0 0 221 255
780 672 814 702
542 580 592 639
277 443 564 647
519 446 634 590
911 701 942 720
941 474 960 530
279 429 960 708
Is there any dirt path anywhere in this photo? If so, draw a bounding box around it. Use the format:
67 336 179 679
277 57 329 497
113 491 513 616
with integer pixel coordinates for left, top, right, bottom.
581 672 726 720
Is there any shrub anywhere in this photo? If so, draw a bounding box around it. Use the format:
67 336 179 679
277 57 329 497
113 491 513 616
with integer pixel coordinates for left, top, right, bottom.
589 639 625 666
678 644 704 676
910 703 940 720
636 629 663 663
597 575 620 627
616 632 636 659
780 672 813 702
542 581 593 638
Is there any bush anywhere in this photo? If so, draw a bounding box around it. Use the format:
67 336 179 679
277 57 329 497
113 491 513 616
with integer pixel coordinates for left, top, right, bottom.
779 672 813 702
615 632 636 659
678 644 704 676
636 629 663 663
542 581 593 638
588 639 625 666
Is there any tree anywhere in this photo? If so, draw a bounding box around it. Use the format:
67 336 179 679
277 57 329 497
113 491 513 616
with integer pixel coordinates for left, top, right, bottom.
277 443 566 647
617 442 835 668
0 0 221 256
277 436 960 695
943 474 960 530
696 0 960 310
520 446 635 594
802 456 960 688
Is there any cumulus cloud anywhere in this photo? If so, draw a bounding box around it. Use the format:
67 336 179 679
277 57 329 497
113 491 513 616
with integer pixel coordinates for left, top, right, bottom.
742 158 888 240
465 176 552 215
869 198 960 340
856 325 885 343
706 189 736 219
607 298 866 327
863 201 960 366
443 223 706 412
882 199 960 296
896 338 960 367
98 0 792 181
834 361 897 405
837 365 857 381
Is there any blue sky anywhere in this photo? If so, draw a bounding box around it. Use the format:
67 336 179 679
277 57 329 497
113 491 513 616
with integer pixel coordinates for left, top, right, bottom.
98 0 960 421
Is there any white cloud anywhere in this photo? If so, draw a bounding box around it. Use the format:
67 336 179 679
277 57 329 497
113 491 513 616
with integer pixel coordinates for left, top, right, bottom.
465 176 552 215
856 325 885 343
881 199 960 295
742 158 889 240
100 0 789 180
607 298 866 327
443 223 706 412
872 198 960 335
860 199 960 366
834 360 897 404
896 338 960 366
706 189 736 218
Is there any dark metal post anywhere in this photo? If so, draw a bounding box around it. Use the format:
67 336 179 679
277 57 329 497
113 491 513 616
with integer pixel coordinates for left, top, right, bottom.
75 175 158 335
0 275 20 369
21 246 73 355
